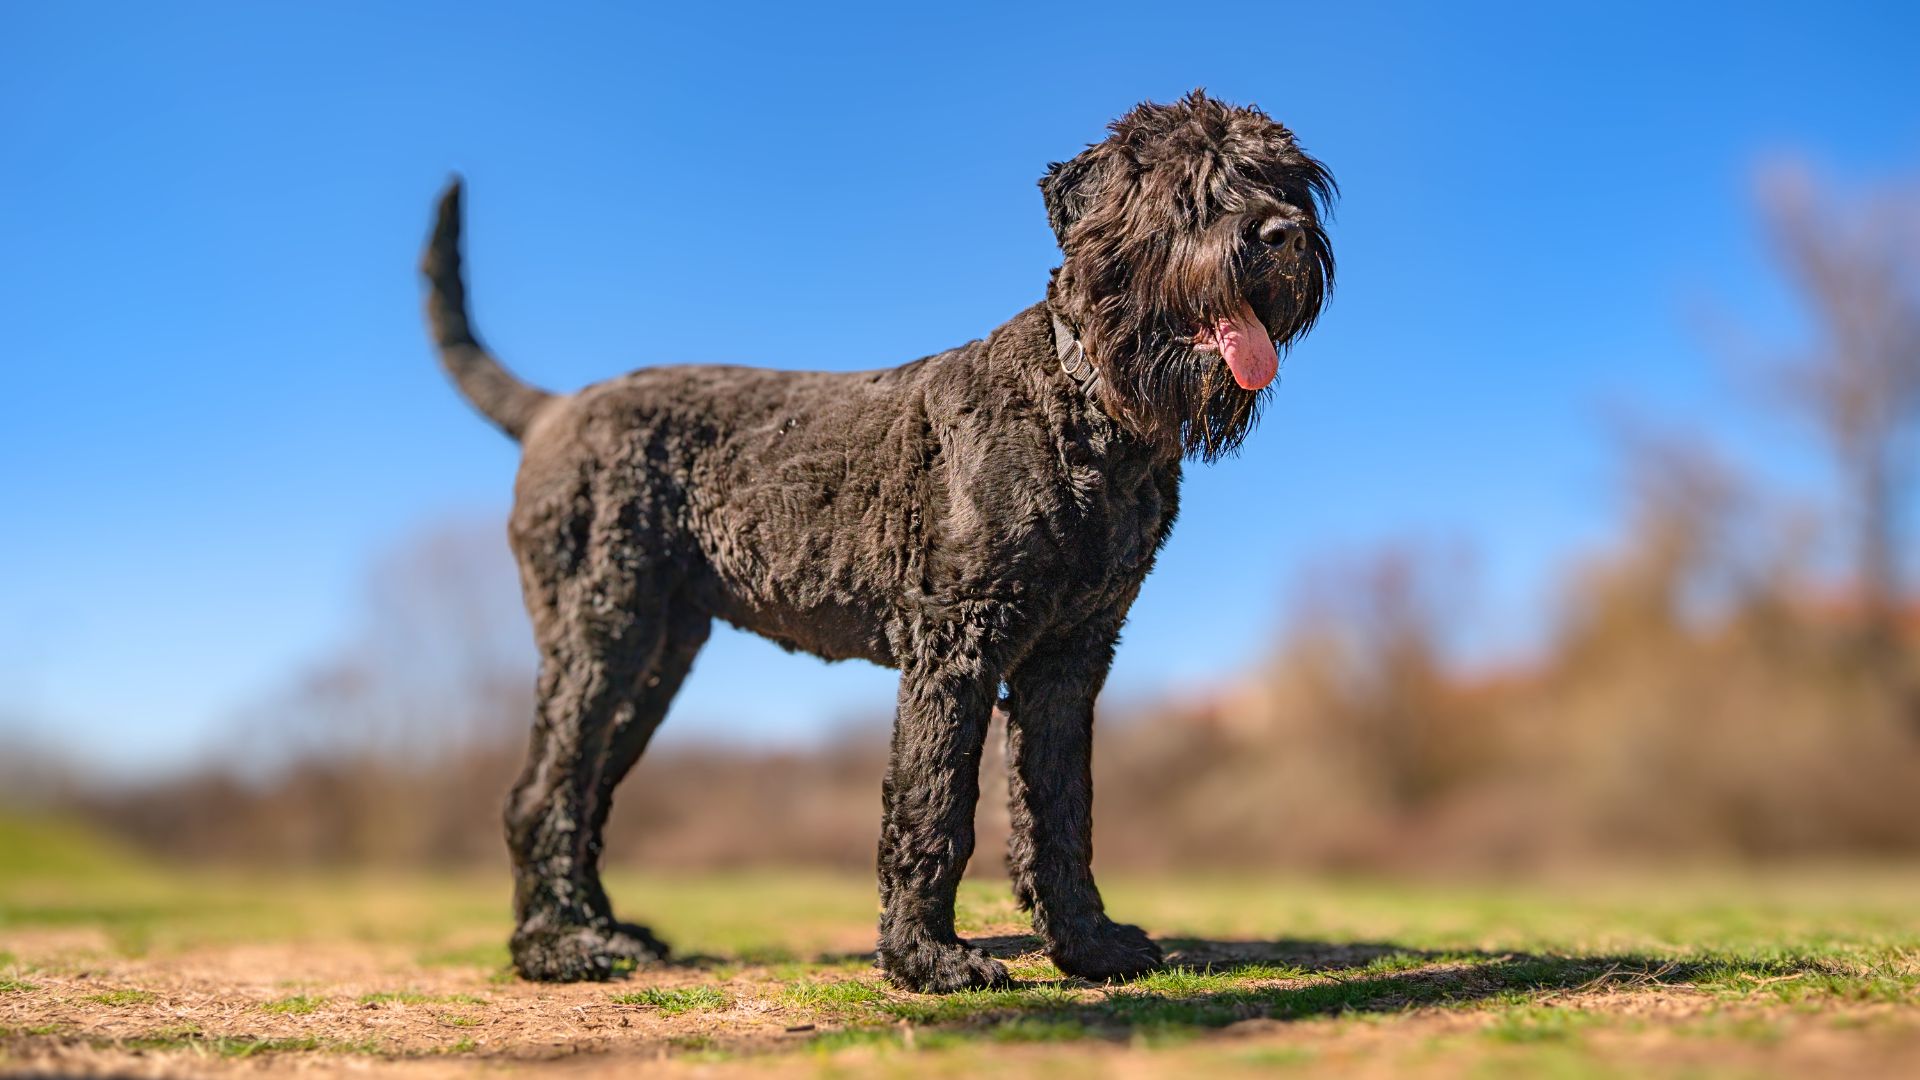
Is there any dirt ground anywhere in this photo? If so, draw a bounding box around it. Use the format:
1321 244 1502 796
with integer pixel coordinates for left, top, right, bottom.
3 848 1918 1077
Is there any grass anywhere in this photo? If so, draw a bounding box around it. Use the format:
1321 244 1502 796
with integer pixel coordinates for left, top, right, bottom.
0 1024 66 1038
610 985 731 1014
358 990 436 1005
121 1029 351 1058
357 989 486 1006
780 977 894 1015
881 984 1082 1024
1483 1005 1601 1044
0 815 1916 1076
84 988 158 1006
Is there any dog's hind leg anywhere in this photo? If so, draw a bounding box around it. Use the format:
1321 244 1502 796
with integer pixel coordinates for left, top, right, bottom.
1003 611 1164 983
504 498 707 980
580 601 710 963
875 649 1011 992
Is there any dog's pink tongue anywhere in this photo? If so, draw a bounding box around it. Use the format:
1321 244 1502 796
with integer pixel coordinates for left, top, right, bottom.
1216 305 1279 390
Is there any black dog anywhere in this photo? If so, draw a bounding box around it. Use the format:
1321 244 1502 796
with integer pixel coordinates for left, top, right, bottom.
420 90 1334 993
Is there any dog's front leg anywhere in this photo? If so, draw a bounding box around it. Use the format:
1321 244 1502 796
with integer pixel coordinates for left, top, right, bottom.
875 657 1010 992
1004 616 1164 982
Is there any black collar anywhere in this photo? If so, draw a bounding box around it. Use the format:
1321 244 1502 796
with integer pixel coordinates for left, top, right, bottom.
1049 311 1102 399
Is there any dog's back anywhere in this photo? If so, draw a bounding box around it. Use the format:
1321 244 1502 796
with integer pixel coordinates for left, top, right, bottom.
508 353 951 667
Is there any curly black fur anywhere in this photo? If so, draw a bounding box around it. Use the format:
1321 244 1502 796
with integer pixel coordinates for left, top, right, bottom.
418 91 1334 993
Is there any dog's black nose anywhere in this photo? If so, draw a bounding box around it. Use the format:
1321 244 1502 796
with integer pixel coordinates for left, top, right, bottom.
1258 216 1308 253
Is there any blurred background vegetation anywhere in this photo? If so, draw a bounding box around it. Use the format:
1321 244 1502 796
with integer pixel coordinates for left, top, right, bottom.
4 161 1918 880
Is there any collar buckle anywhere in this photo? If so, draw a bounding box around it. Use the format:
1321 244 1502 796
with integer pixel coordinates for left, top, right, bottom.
1050 312 1101 398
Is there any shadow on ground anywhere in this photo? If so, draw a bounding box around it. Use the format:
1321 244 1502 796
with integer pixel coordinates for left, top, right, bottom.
763 934 1833 1048
978 933 1424 972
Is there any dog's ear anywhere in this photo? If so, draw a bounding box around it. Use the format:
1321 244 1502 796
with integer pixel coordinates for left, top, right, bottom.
1039 144 1117 248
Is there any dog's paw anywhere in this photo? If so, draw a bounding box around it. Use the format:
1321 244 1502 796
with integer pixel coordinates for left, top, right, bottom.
879 937 1012 994
1050 920 1164 983
510 923 669 982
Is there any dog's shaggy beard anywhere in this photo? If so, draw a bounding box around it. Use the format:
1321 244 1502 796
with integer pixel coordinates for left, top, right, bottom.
1059 174 1334 462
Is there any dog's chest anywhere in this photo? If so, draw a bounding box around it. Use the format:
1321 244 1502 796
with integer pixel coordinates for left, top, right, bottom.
1058 448 1176 585
941 416 1176 612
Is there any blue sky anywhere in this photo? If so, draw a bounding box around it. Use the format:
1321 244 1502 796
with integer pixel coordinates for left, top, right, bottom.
3 2 1915 778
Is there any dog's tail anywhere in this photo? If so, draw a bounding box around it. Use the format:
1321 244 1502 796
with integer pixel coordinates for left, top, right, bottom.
420 178 553 442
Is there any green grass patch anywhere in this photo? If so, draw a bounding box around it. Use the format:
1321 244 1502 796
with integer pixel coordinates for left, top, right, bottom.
135 1030 322 1053
354 988 487 1007
86 988 158 1006
806 1025 969 1055
610 985 730 1014
984 1016 1098 1043
881 984 1082 1024
1223 962 1312 981
116 1027 378 1059
780 977 892 1015
358 989 434 1006
1128 966 1247 996
0 1024 67 1038
262 994 325 1015
0 978 38 993
1483 1006 1597 1044
1360 950 1457 975
211 1035 328 1058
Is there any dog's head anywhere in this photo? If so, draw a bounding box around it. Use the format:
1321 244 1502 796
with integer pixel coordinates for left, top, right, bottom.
1042 90 1336 461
